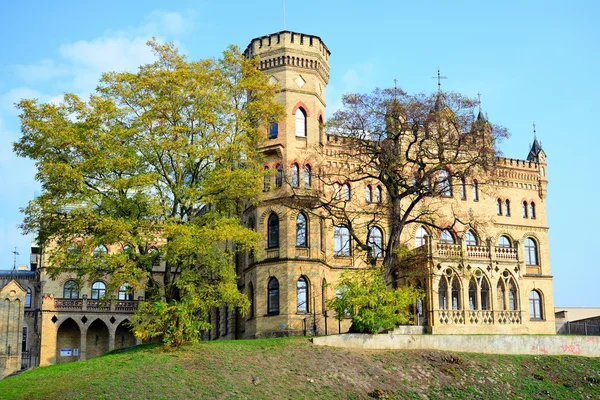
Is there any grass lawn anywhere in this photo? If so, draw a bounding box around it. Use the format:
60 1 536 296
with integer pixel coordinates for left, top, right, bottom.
1 336 600 399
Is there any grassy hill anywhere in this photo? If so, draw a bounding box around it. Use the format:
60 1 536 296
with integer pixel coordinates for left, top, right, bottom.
1 336 600 399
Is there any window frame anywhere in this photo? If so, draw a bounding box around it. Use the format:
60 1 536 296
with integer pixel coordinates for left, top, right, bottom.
440 229 455 244
439 169 452 197
304 165 311 188
296 212 308 247
368 226 384 259
529 290 543 320
268 122 278 139
267 213 280 249
267 277 280 315
295 108 307 137
291 163 299 187
334 225 351 256
63 280 79 299
524 237 539 266
296 276 309 313
472 180 479 201
91 281 106 300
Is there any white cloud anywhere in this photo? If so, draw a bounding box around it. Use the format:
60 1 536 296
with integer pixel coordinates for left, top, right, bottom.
141 10 196 36
327 63 376 114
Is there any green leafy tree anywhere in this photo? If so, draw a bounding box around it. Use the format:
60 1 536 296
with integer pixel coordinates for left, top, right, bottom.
14 40 283 346
329 266 423 334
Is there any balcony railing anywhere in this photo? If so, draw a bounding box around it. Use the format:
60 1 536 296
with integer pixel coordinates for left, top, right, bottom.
434 309 522 325
52 298 139 313
436 243 462 258
466 245 490 259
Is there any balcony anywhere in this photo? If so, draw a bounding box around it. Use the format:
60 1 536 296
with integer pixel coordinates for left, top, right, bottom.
51 298 139 313
434 309 522 325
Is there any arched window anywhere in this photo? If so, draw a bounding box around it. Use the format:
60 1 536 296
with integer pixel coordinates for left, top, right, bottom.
268 277 280 314
63 280 79 299
529 290 543 320
530 202 536 219
472 180 479 201
25 287 32 308
93 245 108 257
268 214 280 249
504 199 511 216
496 199 502 216
304 165 311 188
263 167 270 191
91 281 106 300
321 279 327 313
525 238 538 265
275 164 283 188
439 169 452 197
451 277 461 310
465 230 478 246
498 235 511 248
248 282 254 319
365 185 372 203
480 278 490 310
269 122 278 139
375 186 382 203
297 277 308 313
368 226 383 259
343 183 351 200
295 108 307 137
468 279 477 310
291 163 299 187
118 284 133 300
318 115 324 143
440 229 455 244
334 225 351 256
439 277 448 310
459 177 466 200
296 213 308 247
522 201 528 218
415 226 429 247
508 279 518 311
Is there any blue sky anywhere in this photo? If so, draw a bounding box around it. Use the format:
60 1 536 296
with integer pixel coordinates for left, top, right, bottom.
0 1 597 307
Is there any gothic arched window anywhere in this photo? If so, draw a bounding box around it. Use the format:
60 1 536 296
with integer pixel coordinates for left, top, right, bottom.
459 177 466 200
498 235 511 248
530 202 536 219
297 276 308 313
440 229 455 244
291 163 299 187
416 226 429 247
304 165 311 188
365 185 372 203
343 183 351 200
465 230 478 246
525 238 538 265
368 226 383 259
275 164 283 188
375 186 382 203
472 180 479 201
25 287 32 308
504 199 511 216
529 290 543 320
522 201 528 218
268 213 280 249
268 278 280 314
295 108 307 137
496 199 503 215
296 213 308 247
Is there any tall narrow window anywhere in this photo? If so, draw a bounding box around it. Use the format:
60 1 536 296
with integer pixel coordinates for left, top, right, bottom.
465 230 478 246
504 199 511 216
343 183 351 200
368 226 383 259
268 214 280 249
439 169 452 197
480 278 490 310
291 163 299 187
496 199 503 215
268 278 280 314
525 238 538 265
63 280 79 299
522 201 528 218
91 281 106 300
269 122 278 139
439 277 448 310
440 229 455 244
304 165 311 188
275 164 283 188
365 185 372 203
508 280 518 311
530 202 536 219
468 279 477 310
472 180 479 201
334 225 351 256
295 108 307 137
451 277 461 310
459 177 466 200
416 226 429 247
296 213 308 247
248 282 254 319
375 186 382 203
297 277 308 313
25 287 32 308
529 290 542 320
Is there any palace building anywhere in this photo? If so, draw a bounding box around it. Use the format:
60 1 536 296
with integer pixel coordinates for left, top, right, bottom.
0 30 555 376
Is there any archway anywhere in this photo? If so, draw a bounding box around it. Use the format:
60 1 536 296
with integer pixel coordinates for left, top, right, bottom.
86 319 109 359
56 318 81 364
114 319 136 349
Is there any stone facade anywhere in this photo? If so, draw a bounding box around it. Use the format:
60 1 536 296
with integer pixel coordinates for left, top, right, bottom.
2 30 557 373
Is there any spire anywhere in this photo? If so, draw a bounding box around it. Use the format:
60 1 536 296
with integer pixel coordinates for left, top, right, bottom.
527 121 544 161
476 91 486 122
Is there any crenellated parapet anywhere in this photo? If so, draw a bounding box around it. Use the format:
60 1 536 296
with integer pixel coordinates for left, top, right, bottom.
244 31 330 84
